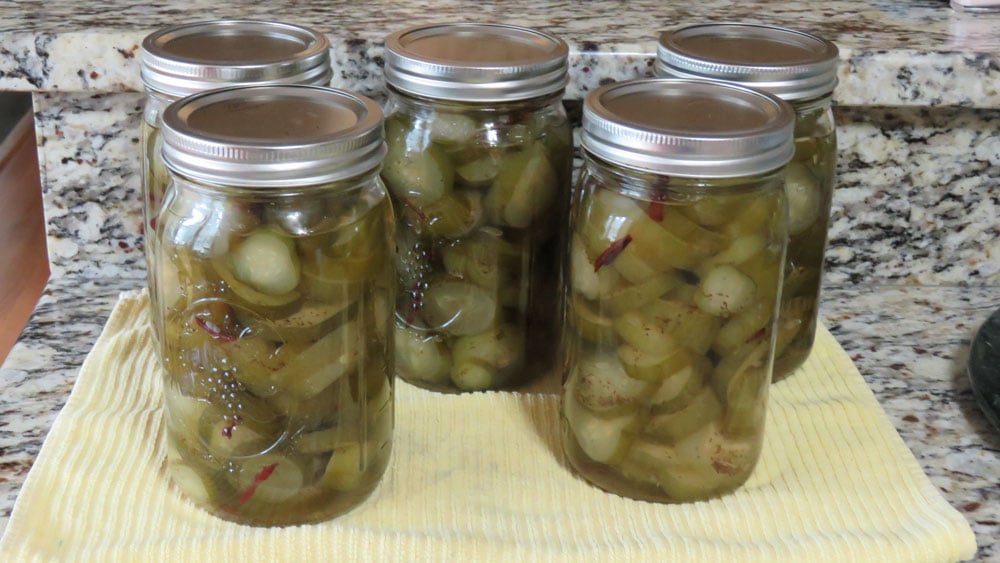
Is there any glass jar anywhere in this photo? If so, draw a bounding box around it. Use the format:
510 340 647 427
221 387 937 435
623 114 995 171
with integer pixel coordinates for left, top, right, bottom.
562 78 794 503
141 20 332 325
657 24 839 380
154 85 393 526
382 23 572 392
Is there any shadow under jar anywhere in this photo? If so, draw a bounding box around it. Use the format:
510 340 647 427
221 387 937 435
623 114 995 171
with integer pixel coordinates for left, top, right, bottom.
562 78 795 503
382 23 573 392
657 24 839 381
154 85 394 526
140 19 331 336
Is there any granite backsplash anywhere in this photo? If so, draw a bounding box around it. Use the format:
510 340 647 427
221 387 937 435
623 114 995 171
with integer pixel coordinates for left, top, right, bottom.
31 91 1000 285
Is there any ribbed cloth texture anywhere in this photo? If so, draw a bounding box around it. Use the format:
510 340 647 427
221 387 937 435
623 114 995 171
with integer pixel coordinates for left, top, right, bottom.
0 290 976 562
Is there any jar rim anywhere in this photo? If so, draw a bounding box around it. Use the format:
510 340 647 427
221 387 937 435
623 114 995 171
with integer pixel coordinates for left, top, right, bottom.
383 22 569 102
656 23 839 101
141 19 332 97
161 85 385 188
581 78 795 178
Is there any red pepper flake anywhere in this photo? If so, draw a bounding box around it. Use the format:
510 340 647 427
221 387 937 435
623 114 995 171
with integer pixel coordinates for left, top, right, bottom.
593 235 632 272
239 463 278 505
194 316 237 342
399 197 427 222
221 417 239 439
747 327 767 343
647 201 665 222
647 184 670 222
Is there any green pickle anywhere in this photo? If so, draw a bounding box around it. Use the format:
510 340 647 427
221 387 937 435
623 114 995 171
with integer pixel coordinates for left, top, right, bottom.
772 101 836 379
385 99 571 392
156 183 394 526
140 20 334 353
567 59 797 503
654 24 839 380
563 170 786 503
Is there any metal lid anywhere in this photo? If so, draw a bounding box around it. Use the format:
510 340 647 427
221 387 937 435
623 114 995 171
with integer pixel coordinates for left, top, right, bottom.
141 20 332 98
161 85 385 188
582 78 795 178
656 24 839 101
383 23 569 102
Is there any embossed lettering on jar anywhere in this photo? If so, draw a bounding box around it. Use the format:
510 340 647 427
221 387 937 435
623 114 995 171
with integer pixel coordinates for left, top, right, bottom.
140 20 332 331
562 78 795 503
155 85 393 526
657 23 839 380
382 23 573 392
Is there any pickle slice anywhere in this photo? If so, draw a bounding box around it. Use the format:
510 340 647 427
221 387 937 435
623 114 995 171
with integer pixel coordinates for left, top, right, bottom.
722 355 770 438
604 274 676 316
200 410 271 460
571 235 624 301
573 353 651 414
695 264 756 317
269 301 351 341
321 443 365 491
213 254 301 310
614 310 675 354
234 454 307 504
298 426 340 455
616 342 688 384
394 324 451 385
486 142 557 228
611 247 660 284
570 295 617 345
696 234 766 277
450 324 524 390
429 113 478 144
450 363 494 392
580 189 645 258
168 463 214 506
625 214 709 271
713 301 773 356
649 362 704 414
564 374 641 464
421 279 497 336
643 386 722 444
270 319 362 399
785 162 822 236
163 386 208 438
455 154 501 186
646 300 720 355
230 228 301 296
441 234 502 289
711 339 769 403
422 191 483 239
382 119 454 207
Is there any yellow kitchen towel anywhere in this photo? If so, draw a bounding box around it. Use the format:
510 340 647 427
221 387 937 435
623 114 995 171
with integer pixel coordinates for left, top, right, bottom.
0 290 977 562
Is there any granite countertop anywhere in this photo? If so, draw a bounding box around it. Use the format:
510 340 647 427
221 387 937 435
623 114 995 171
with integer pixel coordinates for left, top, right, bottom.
0 0 999 105
1 0 999 559
1 278 998 559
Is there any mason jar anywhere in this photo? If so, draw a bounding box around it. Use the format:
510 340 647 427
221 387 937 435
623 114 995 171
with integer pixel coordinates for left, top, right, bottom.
562 78 794 503
140 19 332 323
382 23 572 392
154 85 393 526
657 24 839 381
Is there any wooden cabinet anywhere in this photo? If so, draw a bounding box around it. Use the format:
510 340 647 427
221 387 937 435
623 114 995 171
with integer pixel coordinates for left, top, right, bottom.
0 104 48 364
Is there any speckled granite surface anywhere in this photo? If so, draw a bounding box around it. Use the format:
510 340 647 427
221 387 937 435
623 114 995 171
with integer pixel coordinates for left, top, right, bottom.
32 92 1000 286
3 1 1000 559
1 0 1000 106
1 279 997 558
